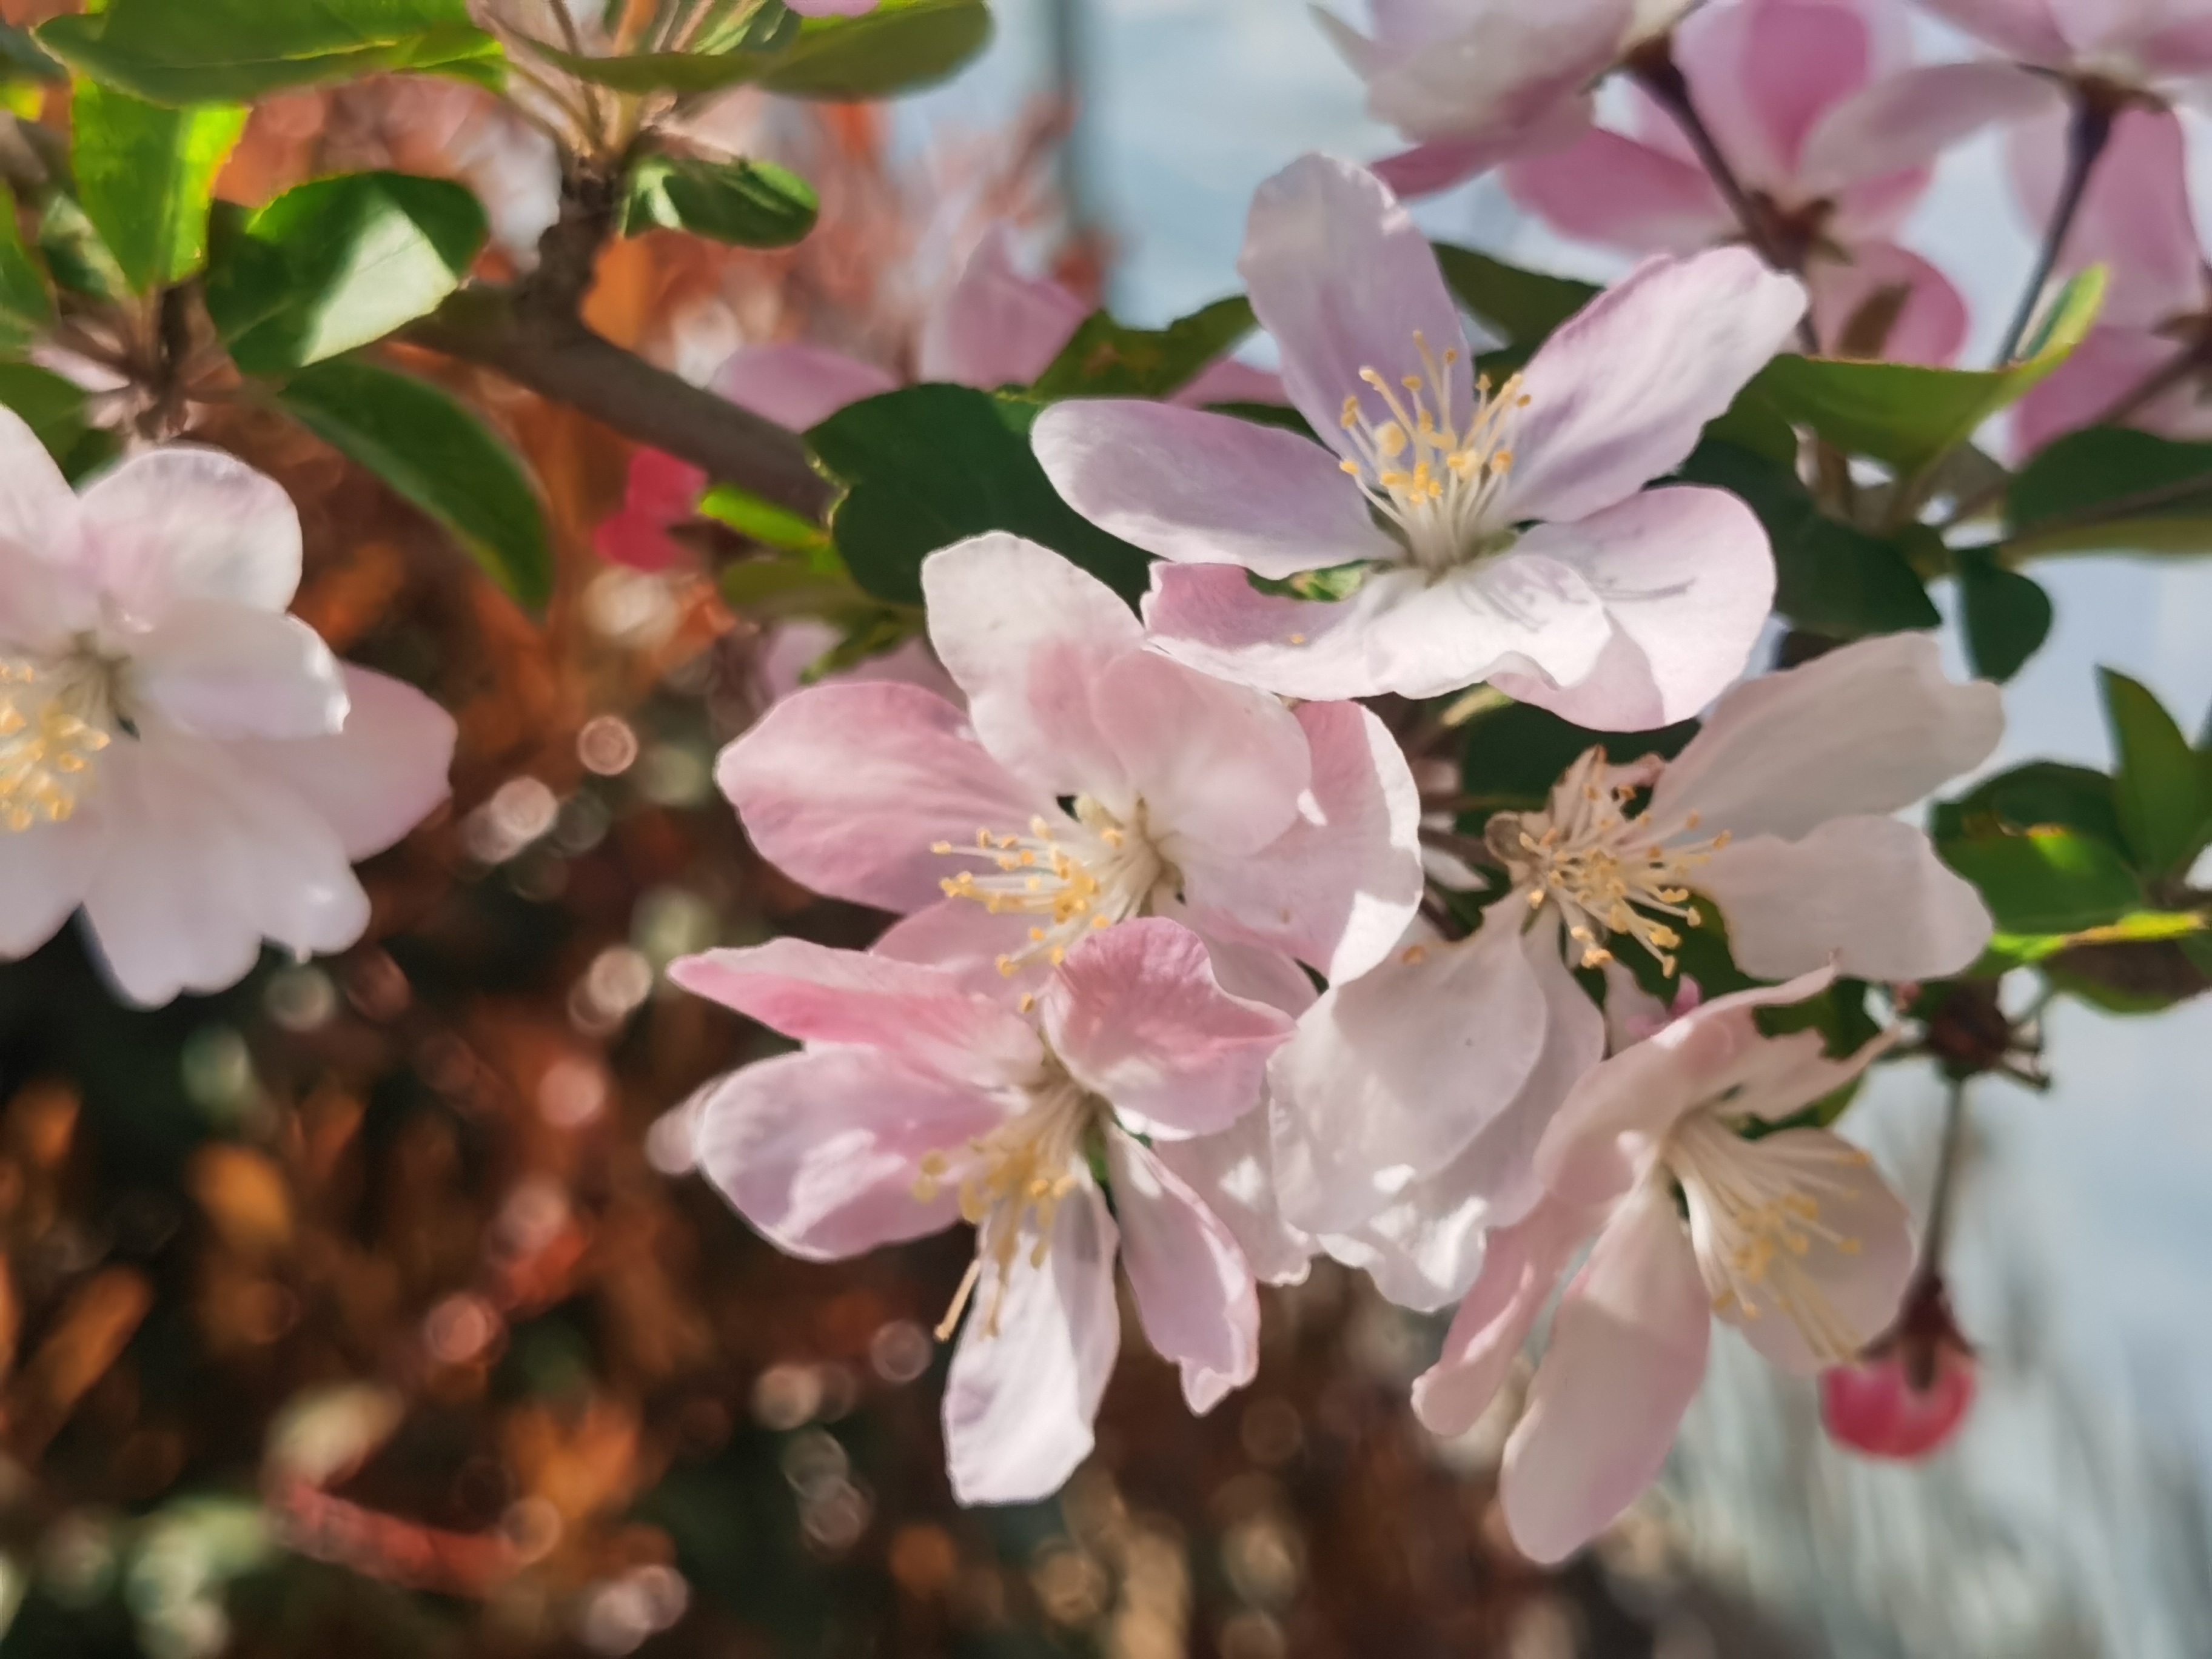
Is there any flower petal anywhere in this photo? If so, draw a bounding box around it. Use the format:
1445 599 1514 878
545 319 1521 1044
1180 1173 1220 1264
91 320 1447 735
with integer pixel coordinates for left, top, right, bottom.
1179 700 1424 981
79 445 304 618
129 602 349 740
717 680 1049 913
2009 104 2204 330
691 1047 1000 1260
944 1179 1120 1506
0 817 103 959
1797 60 2062 197
1109 1133 1259 1412
1807 239 1970 366
1503 127 1729 253
1651 632 2002 840
1701 815 1994 980
1031 400 1398 578
919 228 1088 389
1238 154 1473 452
226 666 456 860
1488 487 1774 729
2011 325 2211 455
0 407 83 600
710 341 899 432
1499 1180 1711 1564
1040 918 1291 1140
1267 903 1549 1235
1917 0 2075 62
669 937 1044 1088
1501 249 1808 527
1150 1108 1317 1287
1349 3 1624 147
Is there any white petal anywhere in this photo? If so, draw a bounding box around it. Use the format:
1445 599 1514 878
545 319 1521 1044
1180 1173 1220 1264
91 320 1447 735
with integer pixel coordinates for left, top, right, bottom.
226 666 455 860
1110 1133 1260 1412
1150 1108 1318 1287
79 446 303 619
127 602 347 740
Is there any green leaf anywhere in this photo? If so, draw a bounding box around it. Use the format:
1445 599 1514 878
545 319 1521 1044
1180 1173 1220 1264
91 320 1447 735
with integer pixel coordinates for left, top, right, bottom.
1749 267 2105 477
756 0 992 99
1977 908 2205 973
1458 700 1698 832
1954 546 2052 683
0 184 53 339
0 360 90 465
518 1 794 92
35 189 129 301
1934 760 2123 851
1679 440 1938 635
1938 825 2145 934
1030 297 1256 401
275 358 551 609
1431 243 1597 347
698 481 831 552
206 172 487 375
2100 666 2212 879
615 154 817 249
2005 424 2212 555
68 81 246 293
38 0 501 106
808 384 1151 606
0 22 61 82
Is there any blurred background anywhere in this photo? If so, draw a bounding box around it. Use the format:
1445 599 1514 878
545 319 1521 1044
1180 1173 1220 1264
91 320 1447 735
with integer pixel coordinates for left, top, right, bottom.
0 1 2207 1655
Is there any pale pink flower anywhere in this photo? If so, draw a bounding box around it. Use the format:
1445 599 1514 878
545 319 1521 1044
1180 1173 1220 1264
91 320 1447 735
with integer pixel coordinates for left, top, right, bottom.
719 532 1424 997
0 412 456 1006
1034 156 1805 727
1412 968 1916 1563
1263 632 1994 1283
1504 0 1970 363
671 919 1290 1503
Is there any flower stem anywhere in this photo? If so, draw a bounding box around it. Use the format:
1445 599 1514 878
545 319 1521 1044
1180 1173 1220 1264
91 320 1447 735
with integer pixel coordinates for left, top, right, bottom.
1918 1082 1971 1281
1995 90 2115 366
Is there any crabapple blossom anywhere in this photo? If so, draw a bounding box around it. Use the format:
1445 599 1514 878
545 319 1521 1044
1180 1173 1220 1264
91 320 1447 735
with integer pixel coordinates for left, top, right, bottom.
1034 155 1804 726
670 919 1290 1503
0 412 455 1006
717 532 1424 1000
1503 0 1971 363
1412 968 1916 1563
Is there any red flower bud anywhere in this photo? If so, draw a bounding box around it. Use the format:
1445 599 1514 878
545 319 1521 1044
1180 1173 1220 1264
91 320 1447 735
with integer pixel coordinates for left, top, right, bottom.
1818 1276 1977 1461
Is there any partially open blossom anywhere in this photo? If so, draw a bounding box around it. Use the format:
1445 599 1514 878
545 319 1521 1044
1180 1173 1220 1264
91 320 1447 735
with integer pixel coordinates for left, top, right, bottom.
1503 0 1969 363
1413 968 1916 1563
1314 0 1700 196
719 532 1424 996
671 919 1291 1503
1820 1273 1979 1459
0 413 455 1005
1035 155 1804 727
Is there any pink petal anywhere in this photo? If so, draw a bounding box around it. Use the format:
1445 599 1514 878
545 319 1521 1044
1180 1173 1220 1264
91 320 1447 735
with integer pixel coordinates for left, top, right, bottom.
1503 249 1808 528
669 937 1044 1088
690 1047 1000 1260
1499 1180 1712 1564
1410 1195 1600 1436
943 1181 1120 1506
226 665 456 859
1807 239 1970 365
1797 61 2062 197
1150 1109 1317 1287
1174 357 1286 407
1237 155 1473 457
1040 917 1292 1139
717 680 1050 914
1031 399 1398 579
80 446 304 620
919 228 1088 389
709 341 899 432
1109 1133 1259 1412
1649 632 2004 842
0 406 82 587
1676 0 1872 189
1915 0 2075 61
2010 325 2212 455
2009 104 2204 330
1372 132 1555 198
1178 700 1424 982
129 602 348 740
873 899 1047 1002
594 450 705 572
0 816 103 959
1503 128 1729 254
1701 815 1994 980
1488 486 1774 730
1267 903 1550 1236
1345 3 1624 147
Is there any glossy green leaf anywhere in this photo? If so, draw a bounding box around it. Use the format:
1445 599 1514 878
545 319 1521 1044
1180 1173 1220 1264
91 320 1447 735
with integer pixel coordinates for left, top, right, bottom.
1431 243 1596 347
2100 667 2211 879
1934 760 2124 851
38 0 501 106
275 358 551 609
1679 440 1938 635
2005 424 2212 555
615 155 817 249
1976 908 2205 974
807 384 1151 606
35 189 128 301
699 482 831 552
1938 825 2145 934
0 360 90 465
69 82 247 293
0 184 52 338
756 0 992 99
205 172 486 374
1749 267 2104 476
1954 546 2052 683
1030 297 1256 401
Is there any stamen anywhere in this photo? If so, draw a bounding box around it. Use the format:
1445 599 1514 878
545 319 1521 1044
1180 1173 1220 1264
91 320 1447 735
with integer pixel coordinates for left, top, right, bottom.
933 796 1167 975
0 661 111 833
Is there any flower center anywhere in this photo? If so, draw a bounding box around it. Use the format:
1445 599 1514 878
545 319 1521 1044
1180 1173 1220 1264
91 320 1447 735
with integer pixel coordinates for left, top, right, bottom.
0 650 117 833
933 796 1170 977
1662 1111 1874 1364
913 1063 1107 1340
1487 748 1728 976
1336 332 1528 572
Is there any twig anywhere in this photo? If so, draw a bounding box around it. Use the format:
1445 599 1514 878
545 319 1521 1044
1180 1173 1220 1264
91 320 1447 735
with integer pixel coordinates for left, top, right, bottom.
1917 1082 1971 1283
1996 90 2115 365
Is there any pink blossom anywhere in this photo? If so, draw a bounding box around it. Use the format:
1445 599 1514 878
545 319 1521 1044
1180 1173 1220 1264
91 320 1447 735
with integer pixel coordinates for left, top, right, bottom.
1412 969 1916 1563
1035 155 1804 726
1922 0 2212 91
0 412 455 1005
670 919 1291 1503
1504 0 1971 363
